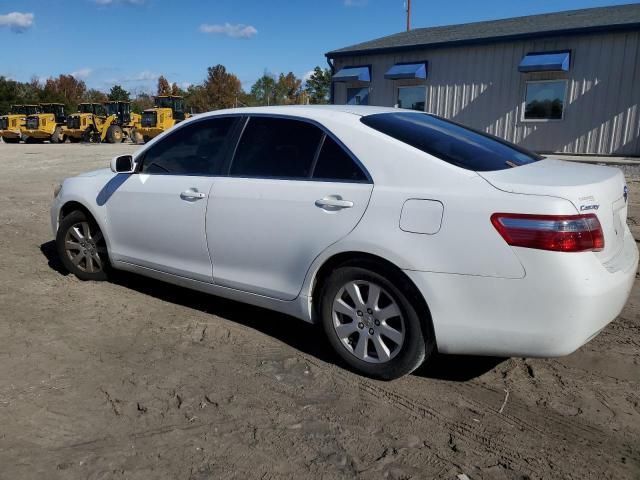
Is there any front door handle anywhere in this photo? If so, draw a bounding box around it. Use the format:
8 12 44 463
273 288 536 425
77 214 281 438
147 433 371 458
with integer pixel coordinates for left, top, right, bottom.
315 195 354 211
180 189 207 200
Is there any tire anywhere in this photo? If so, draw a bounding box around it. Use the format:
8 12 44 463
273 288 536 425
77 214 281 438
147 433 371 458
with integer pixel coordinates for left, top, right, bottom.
56 210 109 281
2 137 19 144
142 135 151 144
68 136 81 143
106 125 123 144
50 126 64 144
319 264 432 380
131 129 144 145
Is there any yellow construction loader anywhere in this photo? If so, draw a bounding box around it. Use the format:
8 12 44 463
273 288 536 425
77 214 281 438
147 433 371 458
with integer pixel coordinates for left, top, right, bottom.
137 95 189 142
103 101 142 143
64 103 107 143
0 105 40 143
22 103 67 144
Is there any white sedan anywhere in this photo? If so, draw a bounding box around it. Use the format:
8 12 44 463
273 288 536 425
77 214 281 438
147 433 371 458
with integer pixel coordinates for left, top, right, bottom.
51 105 638 379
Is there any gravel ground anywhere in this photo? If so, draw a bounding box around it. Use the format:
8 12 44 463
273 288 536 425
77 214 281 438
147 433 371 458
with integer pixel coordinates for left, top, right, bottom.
0 143 638 480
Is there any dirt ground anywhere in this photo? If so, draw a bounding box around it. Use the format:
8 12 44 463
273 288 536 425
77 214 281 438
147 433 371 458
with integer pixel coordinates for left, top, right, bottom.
0 142 638 480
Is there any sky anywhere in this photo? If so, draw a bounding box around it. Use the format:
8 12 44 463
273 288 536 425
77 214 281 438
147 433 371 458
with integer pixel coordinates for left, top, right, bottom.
0 0 635 94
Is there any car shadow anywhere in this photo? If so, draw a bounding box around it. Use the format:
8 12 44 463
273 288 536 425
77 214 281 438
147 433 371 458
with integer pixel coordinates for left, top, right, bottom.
40 240 505 381
413 353 505 381
40 240 69 276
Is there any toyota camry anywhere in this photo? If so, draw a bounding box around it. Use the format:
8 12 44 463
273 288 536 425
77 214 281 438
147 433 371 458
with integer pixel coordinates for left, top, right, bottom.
51 105 638 379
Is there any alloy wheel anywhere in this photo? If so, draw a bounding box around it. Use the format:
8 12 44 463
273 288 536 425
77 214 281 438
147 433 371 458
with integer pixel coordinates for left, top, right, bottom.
63 221 106 273
332 280 405 363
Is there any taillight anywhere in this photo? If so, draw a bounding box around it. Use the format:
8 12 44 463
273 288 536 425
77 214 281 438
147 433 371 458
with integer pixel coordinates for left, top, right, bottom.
491 213 604 252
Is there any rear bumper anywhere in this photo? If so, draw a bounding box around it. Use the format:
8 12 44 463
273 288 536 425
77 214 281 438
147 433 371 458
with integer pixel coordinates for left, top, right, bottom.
0 129 20 139
405 230 638 357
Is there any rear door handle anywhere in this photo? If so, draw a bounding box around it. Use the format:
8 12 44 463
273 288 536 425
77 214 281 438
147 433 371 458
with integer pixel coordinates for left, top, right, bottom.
180 189 207 200
315 195 354 211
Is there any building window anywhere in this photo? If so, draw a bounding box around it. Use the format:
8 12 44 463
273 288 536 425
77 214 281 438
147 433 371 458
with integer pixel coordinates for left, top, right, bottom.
523 80 567 121
397 86 426 111
347 87 369 105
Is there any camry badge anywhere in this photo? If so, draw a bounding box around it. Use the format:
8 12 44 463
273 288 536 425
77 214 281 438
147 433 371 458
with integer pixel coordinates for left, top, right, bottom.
580 204 600 211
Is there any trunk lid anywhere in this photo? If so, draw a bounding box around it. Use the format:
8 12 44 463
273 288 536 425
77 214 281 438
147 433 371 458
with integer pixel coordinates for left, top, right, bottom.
479 159 628 263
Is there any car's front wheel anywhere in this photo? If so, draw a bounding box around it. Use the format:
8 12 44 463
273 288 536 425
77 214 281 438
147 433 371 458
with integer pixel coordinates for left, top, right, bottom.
319 265 431 379
56 210 109 281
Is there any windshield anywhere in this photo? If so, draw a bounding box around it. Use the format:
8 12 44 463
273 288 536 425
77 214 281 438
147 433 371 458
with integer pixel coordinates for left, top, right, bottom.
360 112 542 172
24 106 40 115
105 103 118 116
11 105 25 115
78 104 92 113
156 97 173 109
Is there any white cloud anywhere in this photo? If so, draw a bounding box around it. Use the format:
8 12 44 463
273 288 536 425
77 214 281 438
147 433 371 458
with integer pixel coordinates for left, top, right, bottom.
130 70 159 82
199 23 257 39
105 71 157 83
180 81 192 90
70 68 92 80
344 0 368 6
100 70 158 89
303 70 314 83
0 12 34 32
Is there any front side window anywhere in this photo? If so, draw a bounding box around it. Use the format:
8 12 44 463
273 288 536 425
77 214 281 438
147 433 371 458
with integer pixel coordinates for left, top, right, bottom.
313 136 368 182
140 117 237 175
347 87 369 106
397 86 426 111
230 117 323 178
523 80 566 120
361 112 542 172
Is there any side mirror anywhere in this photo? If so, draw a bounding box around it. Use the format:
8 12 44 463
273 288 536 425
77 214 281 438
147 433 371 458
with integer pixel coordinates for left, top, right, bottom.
110 154 135 174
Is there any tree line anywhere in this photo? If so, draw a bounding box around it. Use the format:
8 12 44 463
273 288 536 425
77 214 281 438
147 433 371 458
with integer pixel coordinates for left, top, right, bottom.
0 65 332 115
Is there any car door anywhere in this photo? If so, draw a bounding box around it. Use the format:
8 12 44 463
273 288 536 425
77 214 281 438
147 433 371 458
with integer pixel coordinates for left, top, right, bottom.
207 115 374 300
105 116 239 283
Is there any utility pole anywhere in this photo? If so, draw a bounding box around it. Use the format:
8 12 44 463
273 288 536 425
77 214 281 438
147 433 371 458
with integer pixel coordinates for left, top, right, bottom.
406 0 411 31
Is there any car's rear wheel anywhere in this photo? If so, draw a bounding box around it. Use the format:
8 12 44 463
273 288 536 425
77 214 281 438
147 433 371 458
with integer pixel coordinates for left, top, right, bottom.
56 210 109 281
319 265 430 379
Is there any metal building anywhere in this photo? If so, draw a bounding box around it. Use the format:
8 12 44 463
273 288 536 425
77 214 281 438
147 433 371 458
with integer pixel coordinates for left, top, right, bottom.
326 4 640 156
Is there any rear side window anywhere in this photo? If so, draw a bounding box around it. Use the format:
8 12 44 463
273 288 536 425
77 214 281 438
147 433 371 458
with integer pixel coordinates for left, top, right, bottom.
141 117 237 175
360 112 542 171
313 136 368 182
230 117 323 178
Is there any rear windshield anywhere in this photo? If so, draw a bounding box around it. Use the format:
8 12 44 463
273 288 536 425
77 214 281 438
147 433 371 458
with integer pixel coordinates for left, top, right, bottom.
360 112 542 171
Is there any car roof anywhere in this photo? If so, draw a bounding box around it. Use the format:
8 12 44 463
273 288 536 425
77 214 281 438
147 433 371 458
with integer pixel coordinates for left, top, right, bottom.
199 104 407 122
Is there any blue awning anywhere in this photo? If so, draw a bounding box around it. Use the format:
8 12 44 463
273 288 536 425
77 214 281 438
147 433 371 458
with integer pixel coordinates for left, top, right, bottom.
332 66 371 82
518 51 570 73
384 62 427 80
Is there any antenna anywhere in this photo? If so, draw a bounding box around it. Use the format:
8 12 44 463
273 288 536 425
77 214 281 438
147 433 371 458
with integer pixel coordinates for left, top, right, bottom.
406 0 411 31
